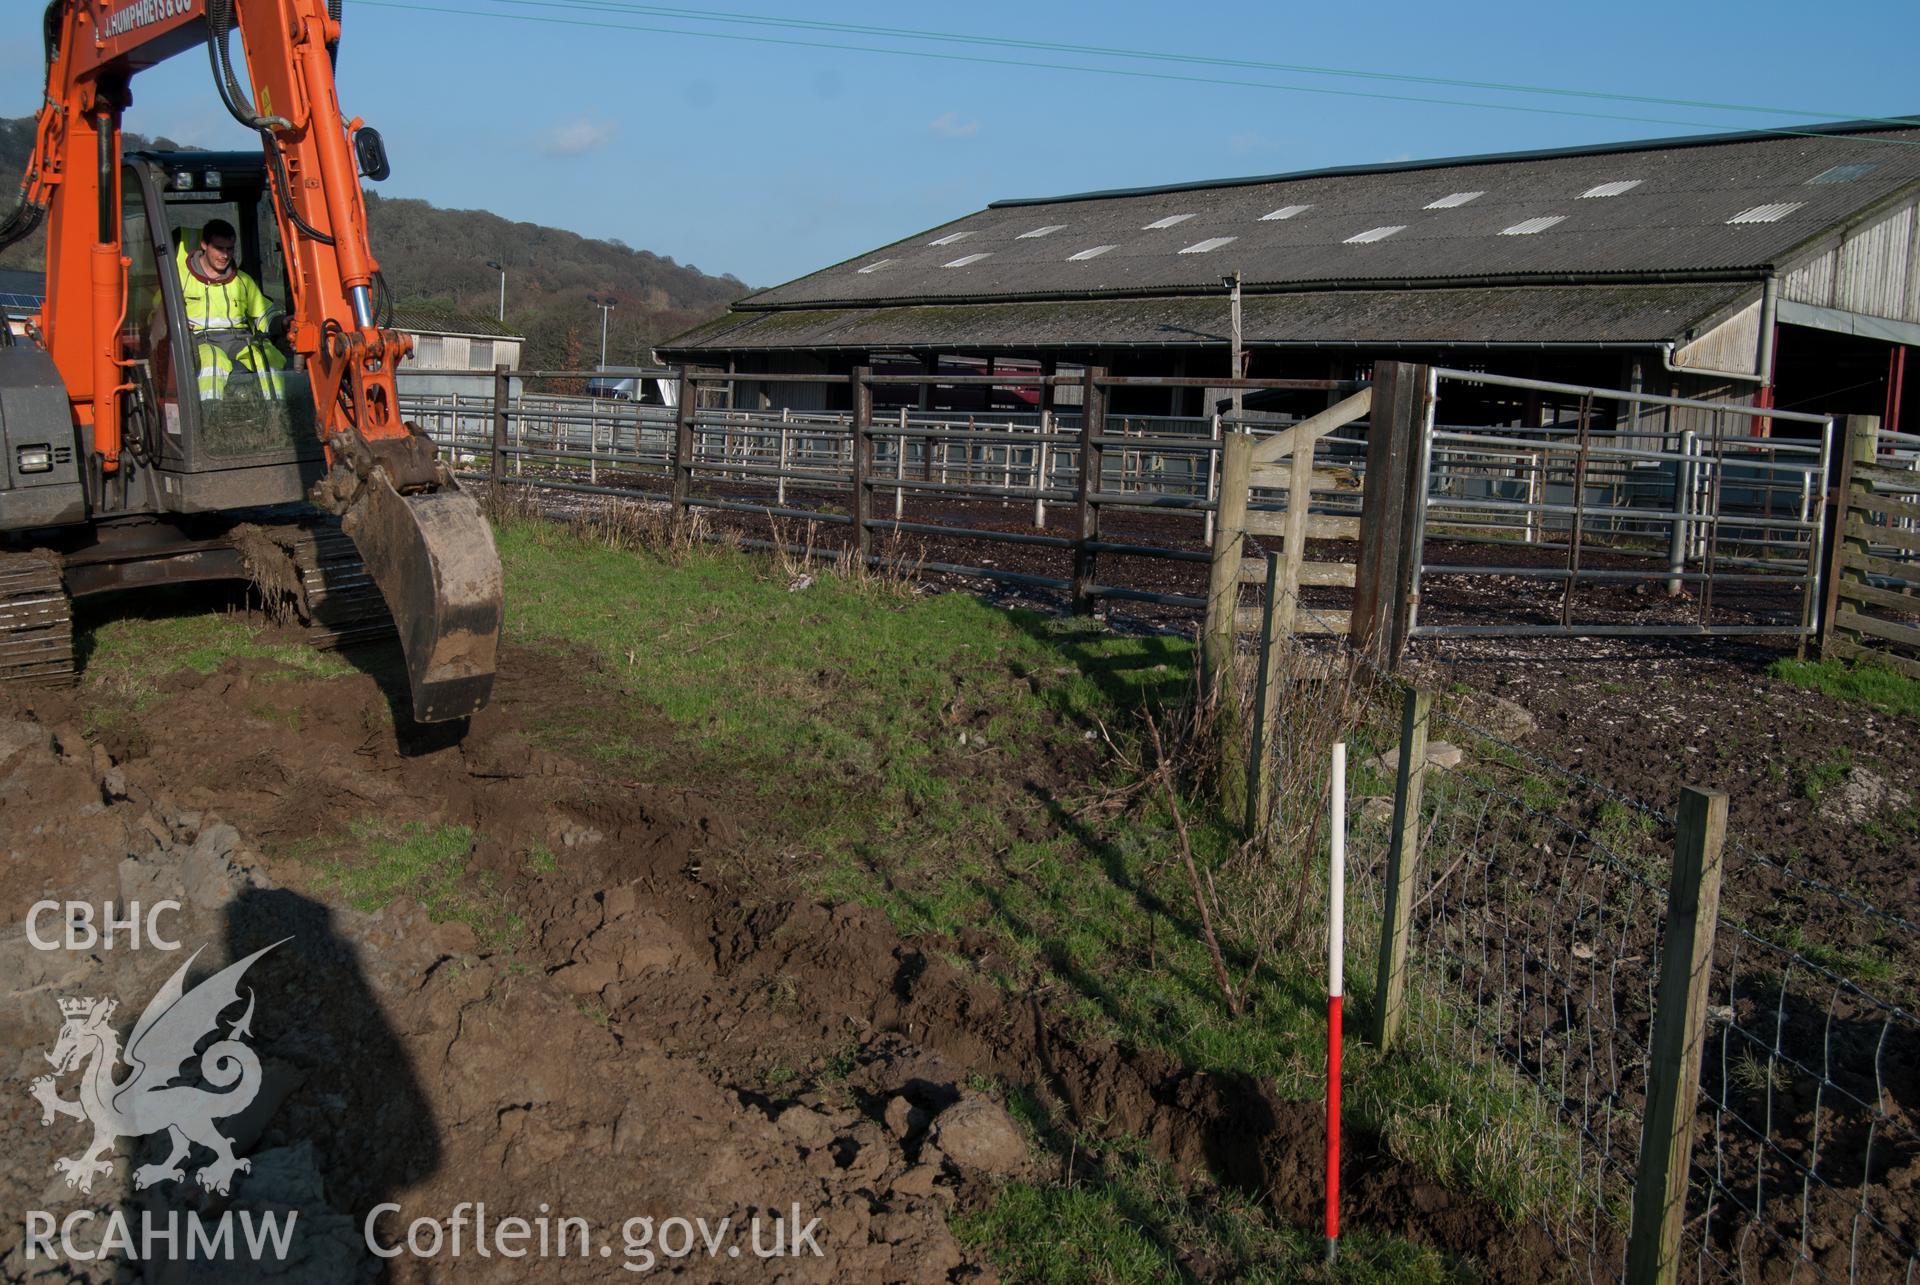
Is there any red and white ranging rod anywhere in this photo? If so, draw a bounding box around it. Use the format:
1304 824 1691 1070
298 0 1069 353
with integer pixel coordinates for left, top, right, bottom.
1326 740 1346 1265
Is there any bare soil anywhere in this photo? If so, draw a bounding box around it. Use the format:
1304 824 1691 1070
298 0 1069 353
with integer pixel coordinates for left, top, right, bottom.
0 630 1566 1281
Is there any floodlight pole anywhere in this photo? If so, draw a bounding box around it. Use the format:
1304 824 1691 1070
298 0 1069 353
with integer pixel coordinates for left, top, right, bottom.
589 295 617 370
486 259 506 322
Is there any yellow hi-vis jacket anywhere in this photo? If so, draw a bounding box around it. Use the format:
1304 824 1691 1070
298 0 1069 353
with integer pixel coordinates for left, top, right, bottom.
174 242 286 401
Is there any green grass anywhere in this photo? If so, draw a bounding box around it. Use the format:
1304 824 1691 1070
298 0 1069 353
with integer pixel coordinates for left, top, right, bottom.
1799 747 1854 803
308 819 521 949
494 519 1585 1231
1754 917 1899 986
1768 656 1920 722
956 1132 1455 1285
78 608 354 730
71 518 1582 1272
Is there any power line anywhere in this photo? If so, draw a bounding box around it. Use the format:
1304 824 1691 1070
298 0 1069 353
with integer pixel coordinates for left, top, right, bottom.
359 0 1920 144
481 0 1920 132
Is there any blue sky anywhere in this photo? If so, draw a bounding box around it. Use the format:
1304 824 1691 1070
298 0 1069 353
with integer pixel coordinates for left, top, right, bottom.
5 1 1917 287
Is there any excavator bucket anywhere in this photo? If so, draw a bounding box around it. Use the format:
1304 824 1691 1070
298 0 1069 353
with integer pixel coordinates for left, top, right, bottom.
341 475 503 723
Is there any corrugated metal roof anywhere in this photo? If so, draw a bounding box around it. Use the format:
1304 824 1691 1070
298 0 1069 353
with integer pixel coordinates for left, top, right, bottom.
390 302 524 340
665 283 1754 354
739 123 1920 312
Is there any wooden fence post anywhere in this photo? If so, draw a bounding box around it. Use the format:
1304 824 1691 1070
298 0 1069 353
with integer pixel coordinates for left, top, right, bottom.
1072 368 1108 614
1368 686 1433 1052
1626 786 1729 1285
1815 415 1877 657
1204 431 1254 822
491 362 509 487
1244 552 1281 834
851 367 874 564
671 370 695 522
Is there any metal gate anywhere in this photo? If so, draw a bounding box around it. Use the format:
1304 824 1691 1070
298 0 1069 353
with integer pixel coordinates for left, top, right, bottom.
1409 369 1835 641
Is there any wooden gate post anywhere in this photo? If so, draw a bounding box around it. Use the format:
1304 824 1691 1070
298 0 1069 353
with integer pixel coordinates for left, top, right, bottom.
851 367 874 564
1368 685 1433 1052
1204 432 1254 822
1071 368 1109 614
671 370 696 522
1815 415 1877 657
490 362 509 486
1352 362 1432 665
1626 786 1729 1285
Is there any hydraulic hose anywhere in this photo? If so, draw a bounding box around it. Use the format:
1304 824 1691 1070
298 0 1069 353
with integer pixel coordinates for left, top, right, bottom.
202 0 337 247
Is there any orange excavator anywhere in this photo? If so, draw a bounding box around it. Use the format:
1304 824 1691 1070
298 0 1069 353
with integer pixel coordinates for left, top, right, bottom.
0 0 502 722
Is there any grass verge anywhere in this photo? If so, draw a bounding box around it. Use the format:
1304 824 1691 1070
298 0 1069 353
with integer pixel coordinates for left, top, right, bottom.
494 517 1587 1243
71 514 1581 1277
1768 656 1920 722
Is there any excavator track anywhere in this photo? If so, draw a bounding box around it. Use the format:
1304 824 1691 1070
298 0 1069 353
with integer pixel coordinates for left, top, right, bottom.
233 518 395 651
286 522 397 650
0 552 76 686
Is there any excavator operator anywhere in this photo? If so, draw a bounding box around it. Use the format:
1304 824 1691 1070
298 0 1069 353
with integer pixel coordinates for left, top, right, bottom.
175 219 288 403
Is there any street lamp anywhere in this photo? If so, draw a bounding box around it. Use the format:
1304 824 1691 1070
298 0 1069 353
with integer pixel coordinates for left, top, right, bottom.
485 259 506 322
587 294 617 370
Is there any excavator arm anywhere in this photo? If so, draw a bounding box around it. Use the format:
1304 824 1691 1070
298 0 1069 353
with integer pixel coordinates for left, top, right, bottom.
11 0 501 721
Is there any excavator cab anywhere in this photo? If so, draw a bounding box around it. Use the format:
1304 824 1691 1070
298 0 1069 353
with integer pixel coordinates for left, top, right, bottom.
3 3 503 723
120 150 327 511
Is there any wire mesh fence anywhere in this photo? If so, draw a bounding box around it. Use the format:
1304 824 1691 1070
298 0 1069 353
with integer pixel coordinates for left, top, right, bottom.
1345 683 1668 1279
1236 586 1920 1281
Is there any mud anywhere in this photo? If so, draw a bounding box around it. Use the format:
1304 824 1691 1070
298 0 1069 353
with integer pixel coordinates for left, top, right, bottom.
0 631 1565 1281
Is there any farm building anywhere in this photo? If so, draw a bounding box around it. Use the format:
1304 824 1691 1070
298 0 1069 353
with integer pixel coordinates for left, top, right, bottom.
662 118 1920 435
387 301 525 399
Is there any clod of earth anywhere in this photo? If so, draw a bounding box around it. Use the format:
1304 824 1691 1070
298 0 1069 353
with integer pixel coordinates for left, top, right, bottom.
1364 739 1464 781
1815 766 1913 826
928 1097 1028 1179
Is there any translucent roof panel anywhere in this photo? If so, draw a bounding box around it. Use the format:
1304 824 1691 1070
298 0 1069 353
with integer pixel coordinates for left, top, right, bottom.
1580 180 1643 198
1178 236 1238 254
1501 215 1567 236
1260 204 1312 221
1727 202 1805 224
1018 224 1068 239
942 253 992 267
856 259 897 274
1143 213 1196 230
1807 163 1878 185
1425 191 1484 209
1344 225 1405 244
929 230 974 246
1068 245 1115 261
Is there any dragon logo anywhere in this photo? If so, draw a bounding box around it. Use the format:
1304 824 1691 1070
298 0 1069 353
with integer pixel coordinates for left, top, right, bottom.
29 942 283 1196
